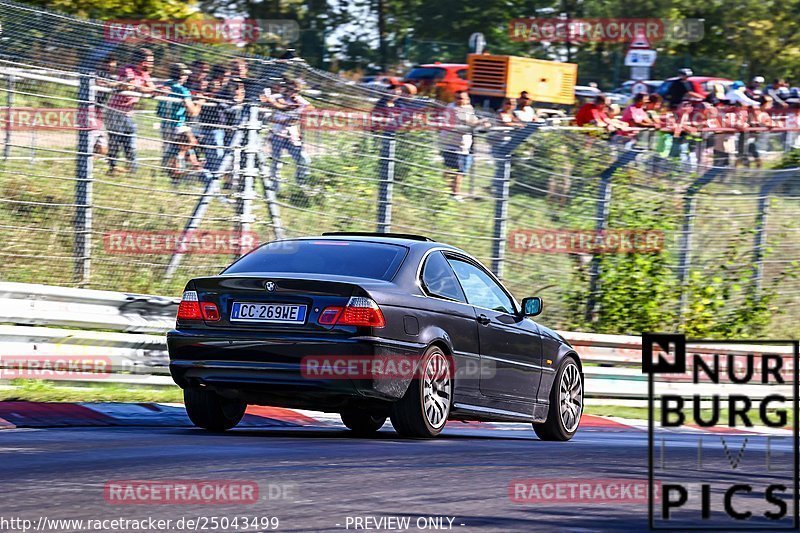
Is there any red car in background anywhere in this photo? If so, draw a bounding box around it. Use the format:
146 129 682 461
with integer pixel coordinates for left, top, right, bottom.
402 63 469 101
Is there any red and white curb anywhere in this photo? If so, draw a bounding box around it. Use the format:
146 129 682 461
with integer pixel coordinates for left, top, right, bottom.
0 402 791 436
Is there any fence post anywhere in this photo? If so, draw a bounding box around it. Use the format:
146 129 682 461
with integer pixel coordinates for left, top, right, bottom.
238 104 259 255
752 170 793 294
489 122 541 279
3 73 13 160
74 73 95 286
585 150 637 322
376 132 396 233
677 167 720 323
491 153 511 279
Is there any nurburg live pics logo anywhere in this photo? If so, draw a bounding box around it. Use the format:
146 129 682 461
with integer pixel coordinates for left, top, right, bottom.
643 333 800 530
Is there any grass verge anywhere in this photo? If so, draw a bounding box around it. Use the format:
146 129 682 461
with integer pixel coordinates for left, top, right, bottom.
0 379 183 403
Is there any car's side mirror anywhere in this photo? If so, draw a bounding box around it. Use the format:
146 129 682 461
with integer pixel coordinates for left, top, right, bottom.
521 296 543 317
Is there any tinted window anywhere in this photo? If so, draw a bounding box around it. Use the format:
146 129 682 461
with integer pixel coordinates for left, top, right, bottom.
404 67 445 81
422 252 466 302
456 69 468 80
447 258 515 314
225 240 406 281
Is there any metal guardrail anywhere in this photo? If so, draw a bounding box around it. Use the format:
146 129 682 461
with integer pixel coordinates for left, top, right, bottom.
0 282 793 405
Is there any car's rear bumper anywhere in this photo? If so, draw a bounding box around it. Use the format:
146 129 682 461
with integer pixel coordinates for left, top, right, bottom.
167 329 426 408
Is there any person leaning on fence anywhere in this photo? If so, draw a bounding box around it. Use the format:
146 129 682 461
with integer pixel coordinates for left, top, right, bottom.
664 100 701 160
438 91 488 202
371 83 403 134
267 80 312 192
157 63 205 182
89 54 118 158
106 48 156 175
514 91 538 123
767 79 790 109
574 94 628 134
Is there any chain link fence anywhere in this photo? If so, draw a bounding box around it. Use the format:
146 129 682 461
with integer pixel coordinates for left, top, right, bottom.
0 0 798 338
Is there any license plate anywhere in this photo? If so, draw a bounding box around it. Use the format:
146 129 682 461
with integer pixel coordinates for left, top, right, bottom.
230 302 307 323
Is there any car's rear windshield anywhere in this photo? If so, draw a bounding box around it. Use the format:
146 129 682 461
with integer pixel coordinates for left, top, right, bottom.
404 67 445 81
223 240 407 281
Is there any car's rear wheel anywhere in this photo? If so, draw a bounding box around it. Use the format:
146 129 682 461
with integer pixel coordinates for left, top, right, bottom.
533 356 582 441
340 410 387 436
184 388 246 432
390 346 452 438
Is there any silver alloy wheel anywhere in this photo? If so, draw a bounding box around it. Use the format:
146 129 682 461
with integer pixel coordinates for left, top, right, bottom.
559 361 583 433
422 351 451 429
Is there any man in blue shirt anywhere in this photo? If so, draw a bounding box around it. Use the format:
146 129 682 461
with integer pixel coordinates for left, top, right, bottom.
158 63 204 179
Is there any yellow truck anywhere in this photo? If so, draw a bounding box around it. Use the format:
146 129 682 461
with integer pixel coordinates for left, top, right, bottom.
467 54 578 106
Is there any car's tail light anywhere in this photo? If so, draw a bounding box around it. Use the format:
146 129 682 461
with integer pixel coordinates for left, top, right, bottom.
177 291 220 322
177 291 202 321
318 297 385 327
201 302 220 322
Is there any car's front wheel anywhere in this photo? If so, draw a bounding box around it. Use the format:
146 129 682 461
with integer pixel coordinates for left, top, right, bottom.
533 356 582 441
184 388 246 432
390 346 452 438
340 410 387 436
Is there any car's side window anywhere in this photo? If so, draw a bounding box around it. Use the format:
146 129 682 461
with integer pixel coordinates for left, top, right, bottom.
421 252 467 303
447 257 515 314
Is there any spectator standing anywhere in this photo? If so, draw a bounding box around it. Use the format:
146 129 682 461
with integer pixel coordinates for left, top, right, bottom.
439 91 486 201
106 48 157 174
622 93 654 148
497 98 522 126
372 84 403 133
575 95 608 126
709 102 738 168
196 65 231 175
89 54 118 158
268 80 312 191
576 95 627 136
514 91 537 122
157 63 205 181
746 76 765 105
186 60 210 93
622 93 653 127
666 68 699 108
725 81 761 107
215 80 247 186
767 79 789 109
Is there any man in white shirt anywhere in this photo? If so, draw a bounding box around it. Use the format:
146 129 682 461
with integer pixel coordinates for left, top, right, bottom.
513 91 537 122
439 91 486 201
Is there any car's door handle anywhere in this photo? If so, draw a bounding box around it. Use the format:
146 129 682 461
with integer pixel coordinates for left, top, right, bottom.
477 314 490 326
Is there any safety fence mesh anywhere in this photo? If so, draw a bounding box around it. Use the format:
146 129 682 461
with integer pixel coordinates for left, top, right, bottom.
0 0 798 338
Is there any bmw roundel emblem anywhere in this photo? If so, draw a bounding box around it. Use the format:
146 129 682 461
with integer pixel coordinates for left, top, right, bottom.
265 281 276 292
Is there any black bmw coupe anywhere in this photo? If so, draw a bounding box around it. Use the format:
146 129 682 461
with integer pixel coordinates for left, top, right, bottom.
167 233 583 439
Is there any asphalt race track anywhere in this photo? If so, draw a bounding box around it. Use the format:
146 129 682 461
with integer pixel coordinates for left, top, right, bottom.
2 418 791 532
